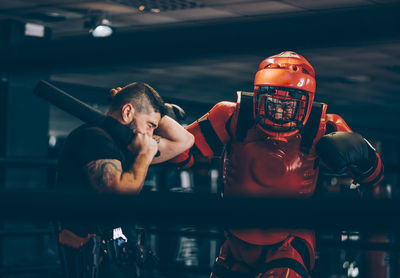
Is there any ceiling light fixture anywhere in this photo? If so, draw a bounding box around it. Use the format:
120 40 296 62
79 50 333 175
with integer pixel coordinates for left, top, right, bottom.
24 22 45 37
85 13 114 38
91 19 113 38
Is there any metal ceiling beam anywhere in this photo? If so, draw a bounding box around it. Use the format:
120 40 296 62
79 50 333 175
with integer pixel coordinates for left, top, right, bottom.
0 0 103 13
1 3 399 71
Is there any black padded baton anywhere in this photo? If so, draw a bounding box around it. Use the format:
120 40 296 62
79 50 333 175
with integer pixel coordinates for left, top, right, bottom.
34 80 105 124
34 80 160 157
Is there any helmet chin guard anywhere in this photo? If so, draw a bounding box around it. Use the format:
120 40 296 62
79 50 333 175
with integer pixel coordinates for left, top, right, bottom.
253 51 316 140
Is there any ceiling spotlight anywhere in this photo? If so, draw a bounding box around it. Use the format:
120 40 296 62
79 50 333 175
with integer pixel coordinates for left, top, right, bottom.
85 16 114 38
91 24 113 38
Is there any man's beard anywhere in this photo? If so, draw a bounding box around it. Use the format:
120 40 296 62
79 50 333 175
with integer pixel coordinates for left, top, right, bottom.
128 118 138 134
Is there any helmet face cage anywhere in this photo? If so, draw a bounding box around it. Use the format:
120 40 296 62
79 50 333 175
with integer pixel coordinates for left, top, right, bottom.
254 86 309 133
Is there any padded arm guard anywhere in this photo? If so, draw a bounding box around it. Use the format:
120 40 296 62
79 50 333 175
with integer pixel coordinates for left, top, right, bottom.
187 101 236 158
169 148 194 169
168 101 236 169
325 114 352 133
316 131 384 185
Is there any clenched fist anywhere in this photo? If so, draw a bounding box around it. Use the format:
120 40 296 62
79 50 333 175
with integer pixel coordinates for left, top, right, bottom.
128 133 158 158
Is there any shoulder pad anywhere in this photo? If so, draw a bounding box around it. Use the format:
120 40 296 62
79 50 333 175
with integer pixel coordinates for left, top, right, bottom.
325 114 353 133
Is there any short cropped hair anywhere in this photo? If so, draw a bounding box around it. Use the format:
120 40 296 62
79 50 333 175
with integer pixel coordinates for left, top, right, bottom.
108 82 166 117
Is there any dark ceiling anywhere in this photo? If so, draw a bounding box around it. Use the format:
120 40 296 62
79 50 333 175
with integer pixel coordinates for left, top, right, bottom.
1 0 400 140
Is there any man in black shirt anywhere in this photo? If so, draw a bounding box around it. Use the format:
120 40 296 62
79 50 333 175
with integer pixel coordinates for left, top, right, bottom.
57 82 194 277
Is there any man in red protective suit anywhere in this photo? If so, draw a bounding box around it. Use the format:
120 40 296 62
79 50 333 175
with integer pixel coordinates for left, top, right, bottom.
171 51 384 277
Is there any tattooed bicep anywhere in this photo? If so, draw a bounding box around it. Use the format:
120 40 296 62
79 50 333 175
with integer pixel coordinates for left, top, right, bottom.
86 159 122 192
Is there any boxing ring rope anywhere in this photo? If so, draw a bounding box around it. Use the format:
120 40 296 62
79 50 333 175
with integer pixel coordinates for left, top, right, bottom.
0 157 57 167
0 190 398 231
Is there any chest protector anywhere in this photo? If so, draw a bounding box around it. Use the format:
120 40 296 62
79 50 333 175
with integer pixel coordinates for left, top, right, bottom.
224 92 326 260
223 92 325 197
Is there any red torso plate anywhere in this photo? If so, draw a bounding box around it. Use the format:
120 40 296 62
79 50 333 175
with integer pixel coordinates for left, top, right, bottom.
223 127 319 198
223 126 318 257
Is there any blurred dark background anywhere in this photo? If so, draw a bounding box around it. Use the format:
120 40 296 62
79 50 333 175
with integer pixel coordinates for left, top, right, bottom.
0 0 400 277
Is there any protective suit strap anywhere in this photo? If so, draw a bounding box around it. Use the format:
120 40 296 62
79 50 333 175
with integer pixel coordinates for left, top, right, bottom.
198 117 224 154
300 102 324 154
258 258 310 278
235 91 254 141
291 237 311 271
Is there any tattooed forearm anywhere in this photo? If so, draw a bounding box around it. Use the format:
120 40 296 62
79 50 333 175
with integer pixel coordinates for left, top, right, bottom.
153 135 161 144
86 159 122 192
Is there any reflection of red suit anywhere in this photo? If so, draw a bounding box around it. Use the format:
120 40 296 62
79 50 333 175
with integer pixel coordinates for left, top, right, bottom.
172 93 383 277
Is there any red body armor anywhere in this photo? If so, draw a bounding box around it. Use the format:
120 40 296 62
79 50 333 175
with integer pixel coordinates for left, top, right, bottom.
223 106 323 268
173 92 356 270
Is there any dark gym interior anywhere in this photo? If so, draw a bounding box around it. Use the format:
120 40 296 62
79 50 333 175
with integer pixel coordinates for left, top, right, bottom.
1 0 400 277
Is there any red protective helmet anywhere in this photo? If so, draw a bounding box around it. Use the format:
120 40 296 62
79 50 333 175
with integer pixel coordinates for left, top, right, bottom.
253 51 316 140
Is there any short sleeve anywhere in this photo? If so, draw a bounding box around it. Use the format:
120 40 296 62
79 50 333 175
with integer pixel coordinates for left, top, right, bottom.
72 126 123 166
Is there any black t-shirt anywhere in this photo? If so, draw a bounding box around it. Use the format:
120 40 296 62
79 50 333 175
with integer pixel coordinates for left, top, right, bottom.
57 116 135 236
